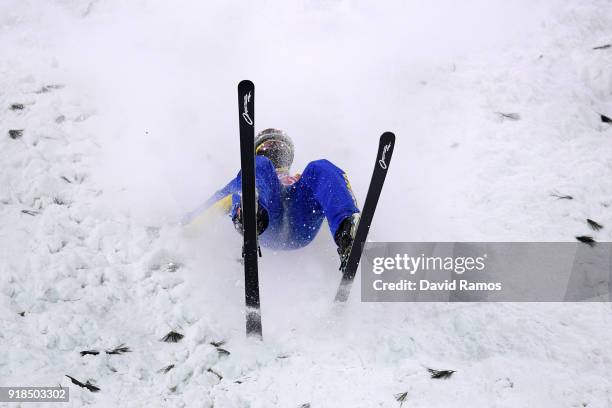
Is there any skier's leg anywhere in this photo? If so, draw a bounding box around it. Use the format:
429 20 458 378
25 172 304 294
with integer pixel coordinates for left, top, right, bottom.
231 155 283 237
284 181 325 249
299 159 359 238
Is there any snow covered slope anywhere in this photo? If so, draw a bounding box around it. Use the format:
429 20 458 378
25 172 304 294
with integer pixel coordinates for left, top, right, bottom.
1 0 612 406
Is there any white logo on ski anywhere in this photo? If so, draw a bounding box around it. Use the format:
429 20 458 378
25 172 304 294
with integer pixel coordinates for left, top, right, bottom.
378 142 391 169
242 91 253 125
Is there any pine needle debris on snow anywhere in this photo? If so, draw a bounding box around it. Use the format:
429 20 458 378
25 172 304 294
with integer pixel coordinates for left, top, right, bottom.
158 364 175 374
495 112 521 121
427 368 456 379
593 44 611 50
21 209 39 216
207 368 223 380
587 219 603 231
576 236 597 247
53 197 67 206
161 331 184 343
105 344 131 355
395 391 408 407
8 129 23 139
36 84 64 94
80 344 131 356
601 114 612 124
551 191 573 200
65 375 100 392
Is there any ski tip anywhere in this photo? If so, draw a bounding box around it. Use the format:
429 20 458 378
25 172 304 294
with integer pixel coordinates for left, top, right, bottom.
238 79 254 89
381 131 395 141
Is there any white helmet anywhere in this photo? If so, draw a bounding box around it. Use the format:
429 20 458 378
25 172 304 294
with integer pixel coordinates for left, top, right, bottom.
254 128 294 171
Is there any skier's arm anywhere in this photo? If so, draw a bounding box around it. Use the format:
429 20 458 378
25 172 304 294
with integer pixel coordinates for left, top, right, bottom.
181 178 238 226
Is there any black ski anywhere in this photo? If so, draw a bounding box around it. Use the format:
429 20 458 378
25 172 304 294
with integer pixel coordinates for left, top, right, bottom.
238 80 263 338
335 132 395 302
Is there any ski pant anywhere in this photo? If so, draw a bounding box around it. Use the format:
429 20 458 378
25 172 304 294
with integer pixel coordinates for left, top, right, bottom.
226 156 359 250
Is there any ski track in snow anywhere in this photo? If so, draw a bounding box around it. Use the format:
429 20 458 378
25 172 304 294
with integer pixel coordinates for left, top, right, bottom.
1 0 612 407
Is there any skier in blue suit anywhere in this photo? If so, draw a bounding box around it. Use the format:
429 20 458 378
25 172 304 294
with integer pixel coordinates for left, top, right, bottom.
185 128 360 266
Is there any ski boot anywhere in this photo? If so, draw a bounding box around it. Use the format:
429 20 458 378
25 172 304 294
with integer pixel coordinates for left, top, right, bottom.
334 213 360 271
